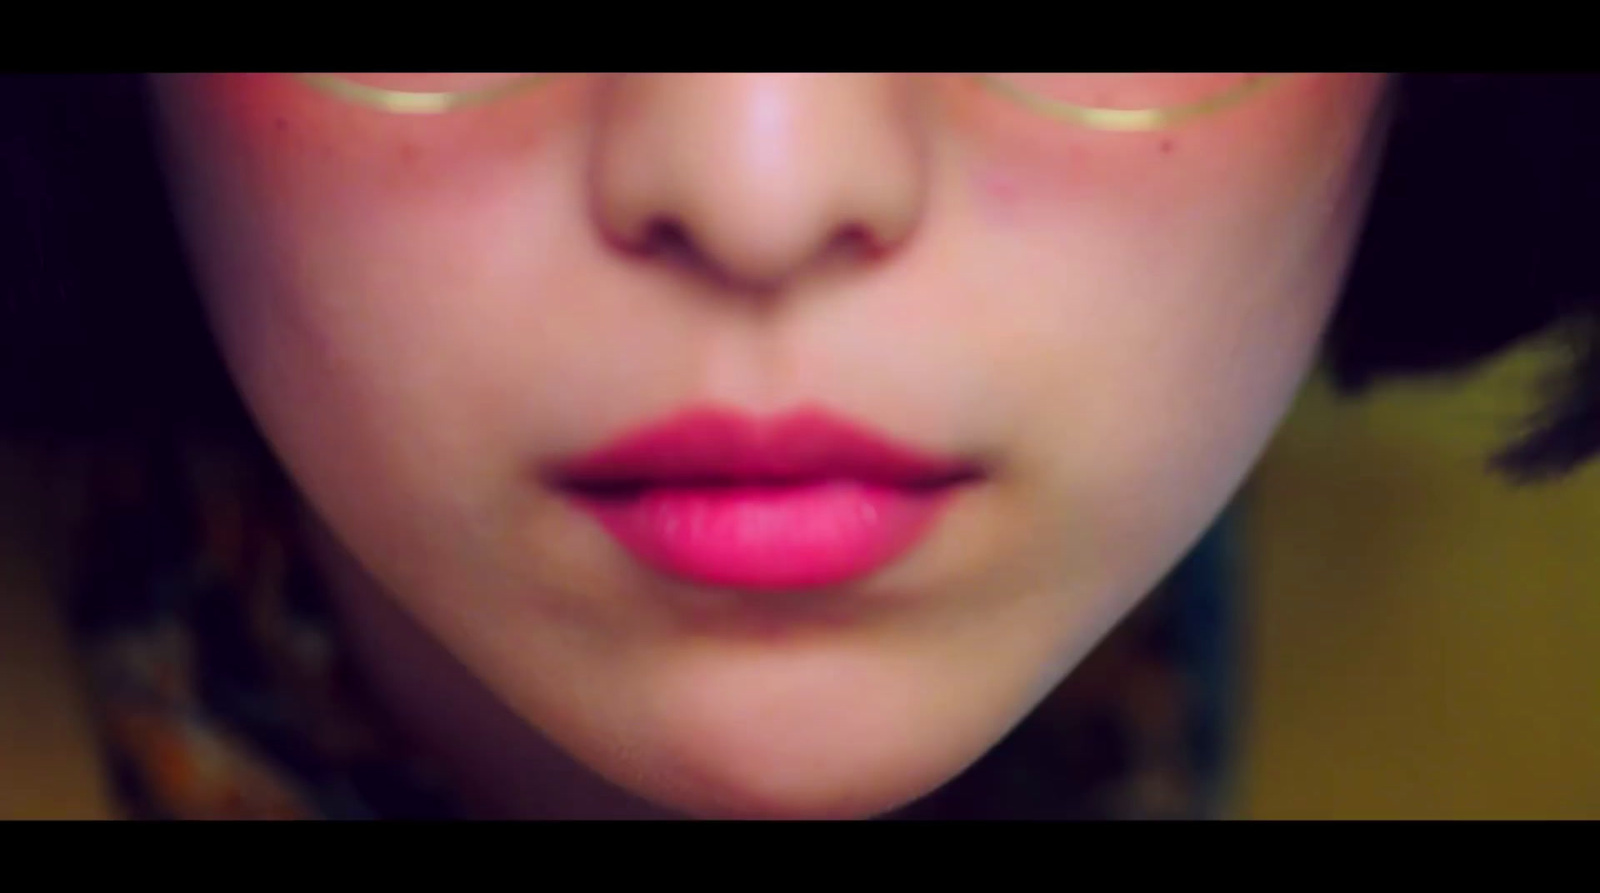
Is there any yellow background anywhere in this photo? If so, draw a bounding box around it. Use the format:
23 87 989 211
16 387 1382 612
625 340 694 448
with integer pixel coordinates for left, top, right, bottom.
1236 345 1600 818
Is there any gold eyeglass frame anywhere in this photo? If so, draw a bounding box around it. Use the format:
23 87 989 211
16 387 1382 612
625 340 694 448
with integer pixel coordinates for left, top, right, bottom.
294 73 1288 132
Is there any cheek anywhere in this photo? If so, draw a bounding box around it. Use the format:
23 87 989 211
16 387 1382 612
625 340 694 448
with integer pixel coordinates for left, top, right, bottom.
154 75 578 382
151 78 578 552
958 74 1386 597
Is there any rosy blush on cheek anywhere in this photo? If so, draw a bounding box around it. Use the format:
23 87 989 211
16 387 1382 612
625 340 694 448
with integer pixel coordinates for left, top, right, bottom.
969 163 1077 225
154 74 579 205
959 74 1387 227
974 167 1022 212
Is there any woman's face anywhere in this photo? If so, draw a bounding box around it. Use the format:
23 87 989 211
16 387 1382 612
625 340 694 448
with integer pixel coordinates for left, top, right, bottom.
151 73 1389 818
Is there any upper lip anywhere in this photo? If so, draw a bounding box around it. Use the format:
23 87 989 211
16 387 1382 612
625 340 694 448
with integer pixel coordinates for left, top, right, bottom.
550 406 981 490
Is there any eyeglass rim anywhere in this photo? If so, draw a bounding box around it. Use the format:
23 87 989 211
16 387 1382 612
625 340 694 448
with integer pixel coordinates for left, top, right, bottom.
293 73 1290 130
975 73 1287 131
295 72 553 114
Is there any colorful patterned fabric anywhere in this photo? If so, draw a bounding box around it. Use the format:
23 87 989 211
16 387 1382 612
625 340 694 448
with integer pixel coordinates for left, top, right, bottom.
64 438 1236 820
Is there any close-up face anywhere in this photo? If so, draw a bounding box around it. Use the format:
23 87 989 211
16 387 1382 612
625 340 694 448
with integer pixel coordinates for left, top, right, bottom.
148 73 1391 818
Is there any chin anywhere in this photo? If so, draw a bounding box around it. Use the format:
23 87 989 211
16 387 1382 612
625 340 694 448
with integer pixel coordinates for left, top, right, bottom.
642 757 958 821
567 659 1016 821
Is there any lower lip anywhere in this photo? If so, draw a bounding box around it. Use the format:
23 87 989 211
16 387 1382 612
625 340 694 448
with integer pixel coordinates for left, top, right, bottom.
568 479 960 591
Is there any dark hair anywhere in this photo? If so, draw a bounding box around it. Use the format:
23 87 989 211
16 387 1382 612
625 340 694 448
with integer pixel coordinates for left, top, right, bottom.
4 74 1599 478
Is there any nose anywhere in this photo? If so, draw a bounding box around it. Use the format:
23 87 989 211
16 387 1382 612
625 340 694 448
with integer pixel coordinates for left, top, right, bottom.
589 74 928 291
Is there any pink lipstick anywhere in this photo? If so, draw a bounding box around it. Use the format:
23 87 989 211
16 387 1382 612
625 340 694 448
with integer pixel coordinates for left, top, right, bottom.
549 408 981 591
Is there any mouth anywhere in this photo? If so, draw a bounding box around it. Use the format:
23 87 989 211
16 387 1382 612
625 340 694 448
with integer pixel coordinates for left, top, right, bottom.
547 407 984 591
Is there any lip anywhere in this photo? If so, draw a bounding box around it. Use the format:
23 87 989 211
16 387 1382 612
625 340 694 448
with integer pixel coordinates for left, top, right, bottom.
548 407 981 591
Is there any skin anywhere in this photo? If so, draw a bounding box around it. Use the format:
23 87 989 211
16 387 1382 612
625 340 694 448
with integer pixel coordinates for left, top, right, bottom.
148 73 1392 819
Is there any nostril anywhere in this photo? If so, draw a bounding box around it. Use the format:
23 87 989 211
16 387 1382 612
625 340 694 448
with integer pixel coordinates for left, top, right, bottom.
607 195 911 291
636 218 884 282
830 223 885 263
637 217 697 265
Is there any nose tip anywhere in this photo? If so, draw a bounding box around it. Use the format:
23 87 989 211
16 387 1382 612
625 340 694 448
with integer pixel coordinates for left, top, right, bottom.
590 74 926 290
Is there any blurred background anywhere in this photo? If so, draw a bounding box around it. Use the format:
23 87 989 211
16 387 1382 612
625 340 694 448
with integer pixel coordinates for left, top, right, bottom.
3 337 1599 819
1235 340 1600 819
